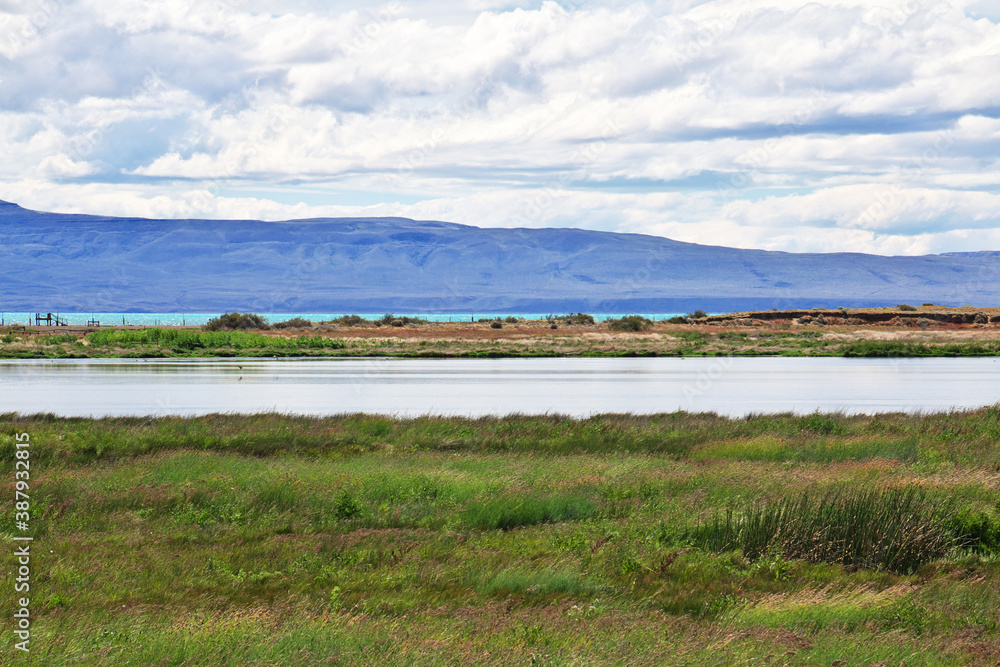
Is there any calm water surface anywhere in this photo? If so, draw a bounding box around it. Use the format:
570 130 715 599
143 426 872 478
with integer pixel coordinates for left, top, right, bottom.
1 357 998 417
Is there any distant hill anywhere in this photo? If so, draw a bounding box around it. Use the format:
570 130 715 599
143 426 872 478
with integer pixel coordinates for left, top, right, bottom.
2 199 999 313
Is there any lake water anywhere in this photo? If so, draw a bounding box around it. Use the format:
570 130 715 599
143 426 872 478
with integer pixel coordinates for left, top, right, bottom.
1 357 998 418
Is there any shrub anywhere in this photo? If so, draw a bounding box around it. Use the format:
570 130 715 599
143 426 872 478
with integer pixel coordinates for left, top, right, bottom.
897 304 917 311
687 310 708 320
331 314 366 327
922 303 934 307
334 491 363 520
490 321 503 329
379 313 428 327
666 316 687 324
607 315 653 332
504 316 518 324
271 317 312 329
566 313 595 325
948 507 1000 554
204 312 269 331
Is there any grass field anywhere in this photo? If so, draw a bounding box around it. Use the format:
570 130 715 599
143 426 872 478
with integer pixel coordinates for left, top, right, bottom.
5 324 1000 359
3 409 1000 664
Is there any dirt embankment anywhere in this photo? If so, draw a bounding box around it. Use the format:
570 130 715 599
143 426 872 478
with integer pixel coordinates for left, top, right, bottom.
703 307 1000 328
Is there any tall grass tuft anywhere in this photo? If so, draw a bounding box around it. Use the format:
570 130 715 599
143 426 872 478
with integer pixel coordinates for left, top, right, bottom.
464 495 595 530
689 487 953 573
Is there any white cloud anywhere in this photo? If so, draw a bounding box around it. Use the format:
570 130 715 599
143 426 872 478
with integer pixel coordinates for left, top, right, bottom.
0 0 998 254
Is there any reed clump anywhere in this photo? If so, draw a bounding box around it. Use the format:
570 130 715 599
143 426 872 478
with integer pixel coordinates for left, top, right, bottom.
687 488 953 573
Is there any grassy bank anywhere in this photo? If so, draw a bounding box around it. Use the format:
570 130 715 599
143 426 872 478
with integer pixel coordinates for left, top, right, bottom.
3 409 1000 664
5 324 1000 359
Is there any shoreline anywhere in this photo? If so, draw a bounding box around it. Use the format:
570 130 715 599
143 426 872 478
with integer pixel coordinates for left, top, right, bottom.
5 307 1000 358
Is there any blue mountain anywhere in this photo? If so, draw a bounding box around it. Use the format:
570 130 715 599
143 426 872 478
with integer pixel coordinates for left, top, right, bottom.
1 199 998 313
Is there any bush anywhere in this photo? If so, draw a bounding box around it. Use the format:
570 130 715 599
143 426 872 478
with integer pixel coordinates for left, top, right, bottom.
379 314 428 327
607 315 653 332
565 313 595 325
271 317 312 329
204 312 269 331
922 303 934 307
504 316 518 324
331 314 366 327
334 491 363 520
897 304 917 311
948 507 1000 554
666 316 688 324
490 321 503 329
687 310 708 320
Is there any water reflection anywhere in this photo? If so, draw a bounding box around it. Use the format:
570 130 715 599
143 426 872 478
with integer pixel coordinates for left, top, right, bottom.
0 357 998 418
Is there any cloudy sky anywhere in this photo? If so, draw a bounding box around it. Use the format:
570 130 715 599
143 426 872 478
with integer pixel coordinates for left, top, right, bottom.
1 0 999 254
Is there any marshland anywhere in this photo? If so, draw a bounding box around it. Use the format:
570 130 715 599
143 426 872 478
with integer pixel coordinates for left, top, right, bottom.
4 308 1000 664
2 410 1000 664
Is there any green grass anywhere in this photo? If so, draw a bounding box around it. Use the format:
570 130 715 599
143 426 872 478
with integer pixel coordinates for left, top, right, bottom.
84 327 346 355
684 487 954 572
463 494 597 530
7 324 1000 359
3 409 1000 664
841 340 1000 356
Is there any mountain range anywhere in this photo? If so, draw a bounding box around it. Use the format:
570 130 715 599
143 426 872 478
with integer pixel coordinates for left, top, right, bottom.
2 199 999 313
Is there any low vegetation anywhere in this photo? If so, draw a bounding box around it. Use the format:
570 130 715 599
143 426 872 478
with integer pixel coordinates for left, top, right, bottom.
606 315 654 331
7 308 1000 359
271 317 313 329
84 327 346 356
841 340 1000 357
683 488 953 572
204 312 270 330
3 408 1000 664
564 313 596 325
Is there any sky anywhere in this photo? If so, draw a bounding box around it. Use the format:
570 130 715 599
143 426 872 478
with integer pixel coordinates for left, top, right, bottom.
1 0 999 255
